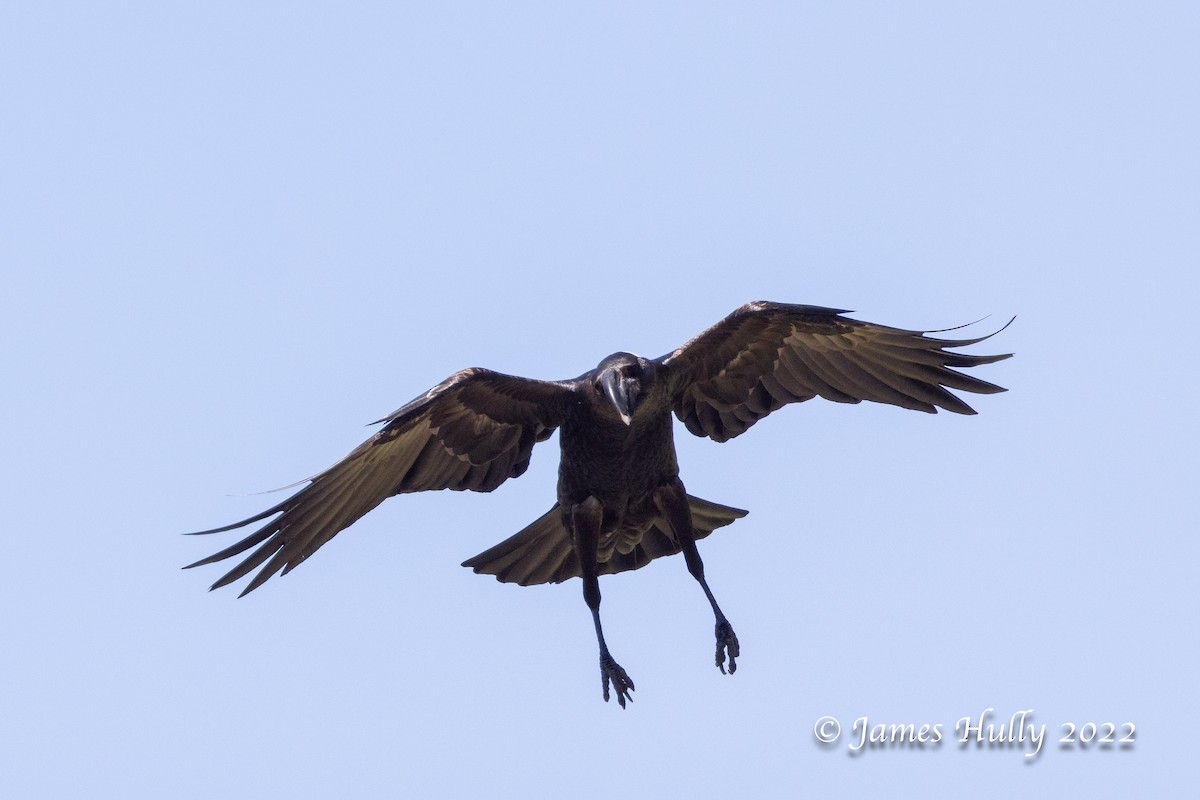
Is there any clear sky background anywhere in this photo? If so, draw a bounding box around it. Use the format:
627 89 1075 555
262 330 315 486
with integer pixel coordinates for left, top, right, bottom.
3 2 1196 797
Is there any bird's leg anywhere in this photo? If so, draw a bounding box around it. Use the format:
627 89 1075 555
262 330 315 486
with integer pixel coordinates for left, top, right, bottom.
570 497 635 707
653 481 740 675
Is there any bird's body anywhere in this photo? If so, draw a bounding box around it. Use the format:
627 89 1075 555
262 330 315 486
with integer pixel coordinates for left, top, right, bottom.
187 302 1011 706
558 359 677 514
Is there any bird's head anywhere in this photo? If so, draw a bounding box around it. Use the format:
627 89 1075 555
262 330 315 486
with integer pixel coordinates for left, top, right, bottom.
594 352 658 426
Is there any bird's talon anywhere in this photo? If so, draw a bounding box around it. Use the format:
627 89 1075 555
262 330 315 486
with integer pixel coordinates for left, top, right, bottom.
715 620 740 675
600 655 635 708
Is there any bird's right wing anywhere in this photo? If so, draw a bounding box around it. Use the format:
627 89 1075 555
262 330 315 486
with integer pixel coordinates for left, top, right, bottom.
659 301 1012 442
185 368 573 596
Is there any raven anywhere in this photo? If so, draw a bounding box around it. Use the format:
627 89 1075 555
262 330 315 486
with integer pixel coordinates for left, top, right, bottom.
186 302 1010 706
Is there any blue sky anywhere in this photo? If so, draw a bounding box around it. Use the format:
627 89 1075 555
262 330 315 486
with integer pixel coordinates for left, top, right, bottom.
3 2 1196 796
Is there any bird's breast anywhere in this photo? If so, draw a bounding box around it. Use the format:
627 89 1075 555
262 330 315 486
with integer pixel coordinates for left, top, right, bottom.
556 413 679 510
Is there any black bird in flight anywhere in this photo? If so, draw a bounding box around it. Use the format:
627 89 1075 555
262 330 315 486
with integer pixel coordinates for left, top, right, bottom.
186 302 1010 707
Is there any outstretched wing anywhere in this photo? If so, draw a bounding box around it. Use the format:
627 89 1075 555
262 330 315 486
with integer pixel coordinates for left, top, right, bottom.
185 368 573 596
660 301 1011 442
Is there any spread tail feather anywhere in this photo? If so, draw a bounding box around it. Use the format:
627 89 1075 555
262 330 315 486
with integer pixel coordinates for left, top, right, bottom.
461 494 748 586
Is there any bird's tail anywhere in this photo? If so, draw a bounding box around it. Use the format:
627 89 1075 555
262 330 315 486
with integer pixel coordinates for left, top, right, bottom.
460 495 748 586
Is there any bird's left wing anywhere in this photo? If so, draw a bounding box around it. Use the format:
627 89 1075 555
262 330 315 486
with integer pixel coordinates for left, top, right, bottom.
185 368 573 596
659 301 1011 442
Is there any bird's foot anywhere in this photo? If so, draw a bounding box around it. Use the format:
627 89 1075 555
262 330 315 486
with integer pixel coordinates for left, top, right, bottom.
715 620 740 675
600 654 635 708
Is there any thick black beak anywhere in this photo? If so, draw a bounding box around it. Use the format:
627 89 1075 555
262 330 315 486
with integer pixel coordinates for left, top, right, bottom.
600 369 637 426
